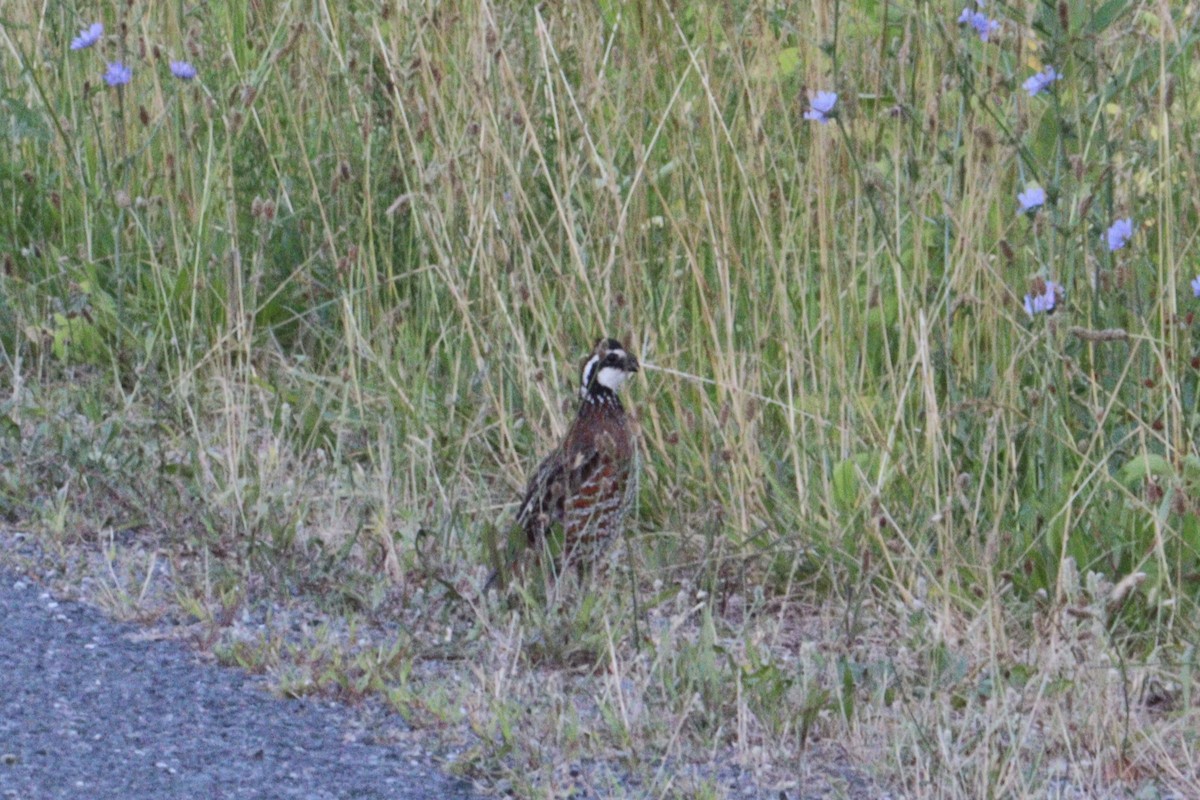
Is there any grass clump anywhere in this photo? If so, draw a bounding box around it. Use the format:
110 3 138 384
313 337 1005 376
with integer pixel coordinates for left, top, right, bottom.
3 0 1200 796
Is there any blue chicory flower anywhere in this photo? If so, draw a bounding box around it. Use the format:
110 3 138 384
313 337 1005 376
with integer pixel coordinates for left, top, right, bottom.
1106 218 1134 251
1024 280 1061 317
804 91 838 124
1191 276 1200 298
103 62 132 87
1023 66 1059 97
170 61 197 80
1018 186 1046 213
70 22 104 50
958 9 1000 41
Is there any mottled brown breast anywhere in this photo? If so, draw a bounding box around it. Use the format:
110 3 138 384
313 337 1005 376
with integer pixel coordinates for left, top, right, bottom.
556 398 635 568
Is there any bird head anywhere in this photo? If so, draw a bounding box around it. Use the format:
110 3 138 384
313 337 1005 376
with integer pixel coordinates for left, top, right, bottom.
580 337 639 400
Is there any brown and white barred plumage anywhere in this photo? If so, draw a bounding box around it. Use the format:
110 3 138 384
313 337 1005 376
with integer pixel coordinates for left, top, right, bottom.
487 338 639 588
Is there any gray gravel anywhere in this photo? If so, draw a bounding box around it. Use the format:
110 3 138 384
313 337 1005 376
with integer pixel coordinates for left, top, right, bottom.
0 567 481 800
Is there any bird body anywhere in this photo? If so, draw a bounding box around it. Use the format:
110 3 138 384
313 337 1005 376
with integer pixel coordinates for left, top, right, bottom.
488 338 639 587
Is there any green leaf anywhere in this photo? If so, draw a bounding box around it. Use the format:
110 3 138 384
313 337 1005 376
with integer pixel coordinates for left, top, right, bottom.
832 453 881 511
1116 454 1173 489
1181 455 1200 481
777 47 800 78
1 97 50 143
1086 0 1132 35
0 411 18 441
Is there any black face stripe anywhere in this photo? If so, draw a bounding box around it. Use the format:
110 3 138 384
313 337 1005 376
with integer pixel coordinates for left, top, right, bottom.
580 354 601 396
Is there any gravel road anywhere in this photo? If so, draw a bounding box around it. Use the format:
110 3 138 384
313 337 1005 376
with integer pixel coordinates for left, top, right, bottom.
0 565 481 800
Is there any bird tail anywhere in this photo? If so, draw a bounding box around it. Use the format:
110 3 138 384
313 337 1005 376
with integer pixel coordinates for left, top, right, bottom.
481 567 502 593
481 555 522 593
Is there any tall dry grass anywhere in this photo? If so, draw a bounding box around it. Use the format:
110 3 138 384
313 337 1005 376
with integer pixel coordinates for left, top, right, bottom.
2 0 1199 795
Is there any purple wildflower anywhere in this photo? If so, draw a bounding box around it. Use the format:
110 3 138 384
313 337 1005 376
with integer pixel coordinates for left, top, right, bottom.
103 61 132 87
1023 66 1059 97
70 22 104 50
1106 218 1134 251
1024 280 1061 317
169 61 197 80
804 91 838 124
103 62 132 86
1191 276 1200 298
958 8 1000 41
1018 186 1046 214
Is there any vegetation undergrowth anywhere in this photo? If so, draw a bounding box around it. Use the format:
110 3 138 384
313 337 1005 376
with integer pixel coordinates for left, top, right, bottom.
3 0 1200 796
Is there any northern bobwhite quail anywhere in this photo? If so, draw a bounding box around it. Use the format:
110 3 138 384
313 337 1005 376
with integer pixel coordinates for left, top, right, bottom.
486 337 640 588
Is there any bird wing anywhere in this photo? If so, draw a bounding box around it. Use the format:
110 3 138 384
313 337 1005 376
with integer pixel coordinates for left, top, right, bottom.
515 449 568 547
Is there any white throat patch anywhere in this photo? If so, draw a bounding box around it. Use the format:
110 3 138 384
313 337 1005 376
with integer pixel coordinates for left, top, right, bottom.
596 365 629 392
